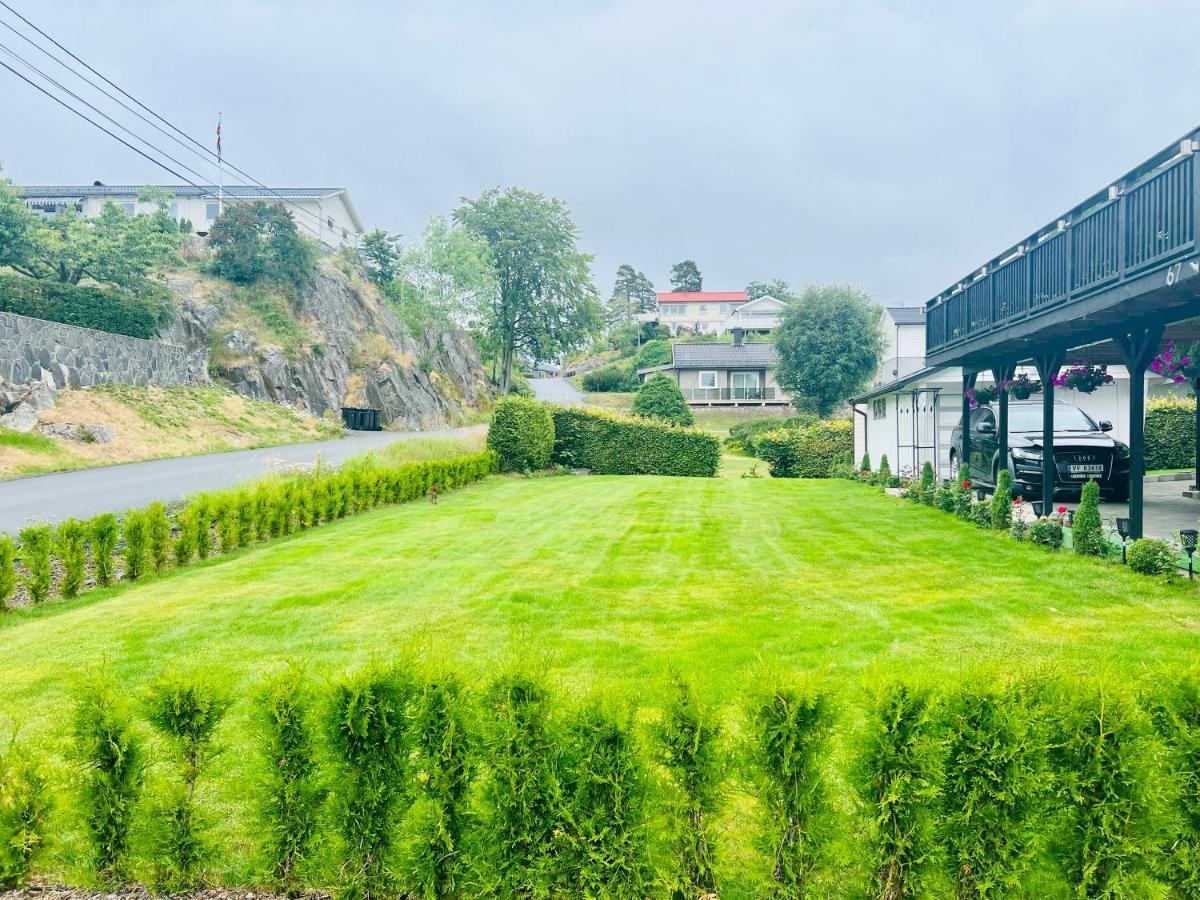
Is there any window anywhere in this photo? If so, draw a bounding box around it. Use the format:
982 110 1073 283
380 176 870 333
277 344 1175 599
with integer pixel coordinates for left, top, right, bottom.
206 202 220 221
697 371 718 389
121 202 135 215
731 371 760 398
327 216 334 230
697 304 708 313
873 398 888 420
168 202 179 219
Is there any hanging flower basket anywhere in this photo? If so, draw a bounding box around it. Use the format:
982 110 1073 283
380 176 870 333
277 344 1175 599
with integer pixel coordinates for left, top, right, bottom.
1007 374 1042 400
1053 363 1113 394
1151 339 1200 384
965 386 1001 408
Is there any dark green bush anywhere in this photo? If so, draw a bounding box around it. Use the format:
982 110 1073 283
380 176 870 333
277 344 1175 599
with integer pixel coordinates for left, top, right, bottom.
73 677 144 880
122 510 148 581
403 671 474 899
552 406 719 477
755 419 854 478
90 513 119 587
636 338 673 369
920 460 935 491
631 373 694 426
0 742 49 888
726 416 807 455
146 502 171 574
940 681 1044 899
1051 680 1165 897
480 673 562 896
855 680 941 900
876 454 892 486
1145 396 1195 471
1128 537 1177 577
55 518 87 598
861 453 871 474
0 536 15 610
581 363 639 393
656 678 723 897
145 674 229 889
18 525 51 604
1071 480 1104 556
1028 519 1063 549
558 701 649 896
749 677 832 896
208 202 316 288
488 396 555 472
0 273 158 338
259 664 324 893
328 667 410 900
990 469 1013 530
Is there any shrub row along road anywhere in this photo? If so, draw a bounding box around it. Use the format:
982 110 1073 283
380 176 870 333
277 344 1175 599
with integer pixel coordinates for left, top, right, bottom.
0 425 484 533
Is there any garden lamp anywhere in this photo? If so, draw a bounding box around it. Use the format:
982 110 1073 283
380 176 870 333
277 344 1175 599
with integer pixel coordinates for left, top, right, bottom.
1032 501 1043 517
1116 516 1132 563
1181 529 1198 580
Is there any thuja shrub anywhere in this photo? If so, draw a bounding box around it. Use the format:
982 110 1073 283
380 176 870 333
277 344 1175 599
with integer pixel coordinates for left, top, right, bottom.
920 460 935 491
876 454 892 486
1071 480 1104 557
73 677 144 880
234 491 256 546
216 495 240 554
173 506 196 568
18 525 52 605
749 677 833 896
656 677 723 897
488 396 554 472
146 502 171 574
0 742 50 888
122 510 148 581
558 701 649 896
940 681 1045 898
402 671 474 899
327 667 410 900
55 518 87 598
0 536 14 609
145 674 229 889
1127 537 1177 577
1146 670 1200 897
259 665 324 893
253 485 274 538
1050 680 1165 897
90 513 119 587
854 679 942 900
479 672 562 896
861 453 872 474
191 496 213 560
552 406 720 477
990 469 1013 530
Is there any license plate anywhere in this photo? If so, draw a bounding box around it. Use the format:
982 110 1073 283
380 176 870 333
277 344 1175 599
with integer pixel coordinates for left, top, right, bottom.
1067 464 1104 475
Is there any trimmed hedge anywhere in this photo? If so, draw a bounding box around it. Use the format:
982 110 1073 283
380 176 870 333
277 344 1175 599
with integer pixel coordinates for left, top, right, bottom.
0 451 498 612
487 397 554 472
754 419 854 478
0 273 158 339
1146 396 1195 471
551 406 719 477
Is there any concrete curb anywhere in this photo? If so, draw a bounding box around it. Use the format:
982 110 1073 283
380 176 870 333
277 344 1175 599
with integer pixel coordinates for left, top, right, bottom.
1146 471 1194 483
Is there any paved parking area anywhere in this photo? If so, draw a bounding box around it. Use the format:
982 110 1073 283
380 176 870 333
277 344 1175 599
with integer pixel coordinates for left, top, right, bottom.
1097 477 1199 539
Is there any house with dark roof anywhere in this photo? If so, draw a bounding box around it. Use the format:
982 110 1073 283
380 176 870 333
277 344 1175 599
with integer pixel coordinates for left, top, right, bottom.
637 330 790 406
18 184 363 250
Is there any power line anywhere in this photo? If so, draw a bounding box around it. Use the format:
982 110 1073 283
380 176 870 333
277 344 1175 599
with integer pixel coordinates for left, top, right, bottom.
0 0 335 235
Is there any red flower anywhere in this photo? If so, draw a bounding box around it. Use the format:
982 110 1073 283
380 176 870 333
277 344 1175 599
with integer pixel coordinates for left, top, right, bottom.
1057 506 1067 514
961 480 971 489
1012 497 1022 506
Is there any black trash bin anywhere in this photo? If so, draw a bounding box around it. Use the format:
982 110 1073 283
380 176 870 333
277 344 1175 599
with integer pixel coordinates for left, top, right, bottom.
341 407 381 431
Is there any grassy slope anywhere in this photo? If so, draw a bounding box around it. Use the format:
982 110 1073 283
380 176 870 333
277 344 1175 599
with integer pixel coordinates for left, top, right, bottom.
0 384 341 479
4 476 1197 891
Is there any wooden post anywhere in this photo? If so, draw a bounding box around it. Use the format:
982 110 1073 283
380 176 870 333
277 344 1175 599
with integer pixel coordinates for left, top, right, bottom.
991 362 1017 484
961 370 977 480
1034 350 1066 512
1193 376 1200 492
1115 325 1165 539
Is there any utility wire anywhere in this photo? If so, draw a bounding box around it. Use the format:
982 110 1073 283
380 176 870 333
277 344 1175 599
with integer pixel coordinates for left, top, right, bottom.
0 0 334 234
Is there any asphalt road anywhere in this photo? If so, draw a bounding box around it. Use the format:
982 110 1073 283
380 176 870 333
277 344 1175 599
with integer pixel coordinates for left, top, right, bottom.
0 425 484 533
528 376 586 405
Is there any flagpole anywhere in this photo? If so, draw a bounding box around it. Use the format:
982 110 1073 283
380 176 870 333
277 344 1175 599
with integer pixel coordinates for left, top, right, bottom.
217 112 223 215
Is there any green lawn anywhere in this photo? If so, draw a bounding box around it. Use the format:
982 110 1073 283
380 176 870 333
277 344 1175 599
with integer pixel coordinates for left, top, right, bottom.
4 475 1198 890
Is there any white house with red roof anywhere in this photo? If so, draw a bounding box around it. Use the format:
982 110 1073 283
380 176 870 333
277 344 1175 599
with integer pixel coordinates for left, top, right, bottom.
649 291 784 336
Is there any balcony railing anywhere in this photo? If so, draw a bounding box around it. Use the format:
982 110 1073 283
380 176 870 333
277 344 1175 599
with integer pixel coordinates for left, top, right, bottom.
926 133 1200 356
683 387 778 401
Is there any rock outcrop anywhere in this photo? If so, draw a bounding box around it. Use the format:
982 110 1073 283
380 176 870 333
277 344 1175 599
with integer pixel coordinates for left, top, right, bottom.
157 261 492 429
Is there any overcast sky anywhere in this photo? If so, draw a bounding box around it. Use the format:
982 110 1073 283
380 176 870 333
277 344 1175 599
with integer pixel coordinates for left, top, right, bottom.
3 0 1199 304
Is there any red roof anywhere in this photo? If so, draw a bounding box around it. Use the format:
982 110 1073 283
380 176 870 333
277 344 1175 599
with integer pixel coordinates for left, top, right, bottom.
656 291 747 304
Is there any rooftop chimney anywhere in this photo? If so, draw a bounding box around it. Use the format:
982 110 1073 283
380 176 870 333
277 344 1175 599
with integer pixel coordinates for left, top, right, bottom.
732 328 745 347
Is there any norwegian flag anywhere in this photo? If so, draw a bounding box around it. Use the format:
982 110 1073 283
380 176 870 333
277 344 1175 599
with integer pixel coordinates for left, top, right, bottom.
216 113 222 161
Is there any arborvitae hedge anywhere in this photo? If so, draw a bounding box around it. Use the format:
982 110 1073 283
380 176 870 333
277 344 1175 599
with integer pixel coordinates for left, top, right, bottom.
551 406 720 476
0 450 498 612
0 273 158 339
1145 396 1195 471
755 419 854 478
487 397 555 472
10 669 1200 895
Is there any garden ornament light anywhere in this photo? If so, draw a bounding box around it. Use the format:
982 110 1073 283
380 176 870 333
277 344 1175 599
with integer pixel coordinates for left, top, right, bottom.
1116 516 1132 563
1180 529 1198 580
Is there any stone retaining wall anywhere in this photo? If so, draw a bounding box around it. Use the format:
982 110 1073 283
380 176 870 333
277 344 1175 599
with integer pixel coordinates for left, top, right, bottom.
0 310 203 389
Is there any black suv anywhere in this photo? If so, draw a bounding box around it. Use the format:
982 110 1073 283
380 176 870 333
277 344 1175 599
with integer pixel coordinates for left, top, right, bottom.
950 400 1130 501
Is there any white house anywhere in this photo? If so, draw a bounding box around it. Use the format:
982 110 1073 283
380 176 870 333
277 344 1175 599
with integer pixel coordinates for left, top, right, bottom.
641 290 785 336
18 184 364 250
851 306 1187 480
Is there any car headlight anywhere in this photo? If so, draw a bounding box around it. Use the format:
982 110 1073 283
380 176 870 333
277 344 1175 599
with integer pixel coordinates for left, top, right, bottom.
1115 443 1130 459
1011 448 1041 460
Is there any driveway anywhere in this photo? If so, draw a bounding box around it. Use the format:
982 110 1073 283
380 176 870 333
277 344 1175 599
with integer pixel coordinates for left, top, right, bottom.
0 425 484 533
528 377 585 405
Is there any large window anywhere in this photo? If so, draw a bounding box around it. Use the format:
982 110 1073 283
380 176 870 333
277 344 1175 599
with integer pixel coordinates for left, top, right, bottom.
873 398 888 419
731 371 760 399
697 371 718 389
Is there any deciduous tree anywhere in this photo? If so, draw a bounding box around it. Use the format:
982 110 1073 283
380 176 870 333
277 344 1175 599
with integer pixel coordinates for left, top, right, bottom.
209 201 315 288
775 284 885 417
454 188 600 393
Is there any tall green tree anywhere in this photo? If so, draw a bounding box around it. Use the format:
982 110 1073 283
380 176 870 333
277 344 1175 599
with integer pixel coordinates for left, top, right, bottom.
746 278 795 302
670 259 703 292
0 172 41 276
209 201 315 288
775 284 885 417
608 264 656 324
454 188 600 392
360 229 403 285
